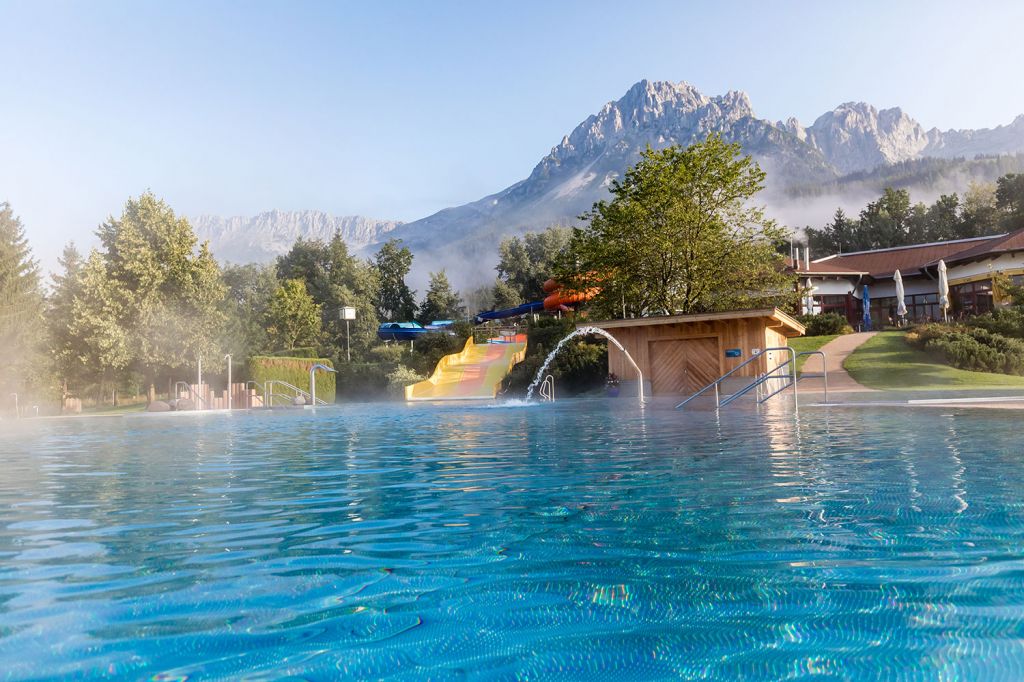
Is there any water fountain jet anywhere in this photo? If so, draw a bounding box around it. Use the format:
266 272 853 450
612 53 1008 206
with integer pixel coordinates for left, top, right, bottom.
525 326 644 403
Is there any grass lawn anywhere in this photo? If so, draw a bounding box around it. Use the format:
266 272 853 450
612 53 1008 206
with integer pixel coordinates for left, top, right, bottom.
81 401 148 416
844 331 1024 390
789 334 839 374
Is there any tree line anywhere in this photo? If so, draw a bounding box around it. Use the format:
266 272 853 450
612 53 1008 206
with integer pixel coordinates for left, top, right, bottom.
4 134 814 409
0 193 471 409
804 174 1024 255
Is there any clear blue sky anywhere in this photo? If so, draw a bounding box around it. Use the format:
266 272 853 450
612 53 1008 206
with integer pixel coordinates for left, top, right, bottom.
3 0 1024 271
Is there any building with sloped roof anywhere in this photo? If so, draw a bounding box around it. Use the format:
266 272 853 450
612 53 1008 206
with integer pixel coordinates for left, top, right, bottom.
794 228 1024 326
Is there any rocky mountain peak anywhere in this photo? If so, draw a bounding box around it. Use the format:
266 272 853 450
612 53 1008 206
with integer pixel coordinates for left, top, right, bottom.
807 101 930 173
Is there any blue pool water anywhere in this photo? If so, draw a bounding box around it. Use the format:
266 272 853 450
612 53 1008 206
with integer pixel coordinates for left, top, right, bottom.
2 399 1024 680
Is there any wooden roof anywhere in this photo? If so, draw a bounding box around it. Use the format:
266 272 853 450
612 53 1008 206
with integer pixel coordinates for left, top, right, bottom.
583 308 806 337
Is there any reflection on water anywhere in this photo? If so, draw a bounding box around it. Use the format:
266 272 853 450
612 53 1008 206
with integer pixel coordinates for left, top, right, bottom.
1 401 1024 679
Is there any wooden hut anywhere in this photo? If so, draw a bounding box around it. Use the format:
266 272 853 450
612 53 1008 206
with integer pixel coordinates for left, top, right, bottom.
584 308 805 396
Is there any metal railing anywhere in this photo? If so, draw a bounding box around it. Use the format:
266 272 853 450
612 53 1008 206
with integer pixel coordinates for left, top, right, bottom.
267 379 328 406
538 375 555 402
675 347 798 410
174 381 208 408
794 350 828 405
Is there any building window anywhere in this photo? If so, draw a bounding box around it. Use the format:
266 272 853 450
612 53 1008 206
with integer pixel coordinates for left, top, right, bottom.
951 280 993 317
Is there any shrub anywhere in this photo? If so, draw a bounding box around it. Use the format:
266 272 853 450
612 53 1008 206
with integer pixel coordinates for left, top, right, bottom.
970 308 1024 340
502 317 607 396
335 362 391 400
249 356 336 402
907 323 1024 375
797 312 851 337
386 365 424 397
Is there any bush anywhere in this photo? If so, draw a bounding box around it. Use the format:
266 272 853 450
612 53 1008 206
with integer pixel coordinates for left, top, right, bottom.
907 323 1024 375
502 317 607 396
797 312 852 337
335 362 391 400
249 356 336 402
970 308 1024 340
386 365 424 397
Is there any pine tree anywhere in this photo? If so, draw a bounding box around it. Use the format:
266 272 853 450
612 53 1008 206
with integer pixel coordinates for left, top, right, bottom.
0 202 44 402
49 243 86 399
418 270 464 323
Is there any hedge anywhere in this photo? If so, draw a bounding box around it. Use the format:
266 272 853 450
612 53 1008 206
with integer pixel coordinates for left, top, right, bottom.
249 356 336 403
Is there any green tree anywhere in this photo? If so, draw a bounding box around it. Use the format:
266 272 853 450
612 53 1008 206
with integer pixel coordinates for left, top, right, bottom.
996 173 1024 230
0 202 45 402
374 238 416 321
806 208 856 254
68 250 133 389
491 279 523 310
220 263 277 364
91 193 228 390
277 232 380 358
418 270 464 323
857 188 913 249
495 226 572 302
561 136 795 317
48 243 87 400
266 279 322 350
960 182 1002 237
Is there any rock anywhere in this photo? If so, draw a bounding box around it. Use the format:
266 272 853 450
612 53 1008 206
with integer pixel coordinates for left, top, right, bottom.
291 395 307 406
175 398 195 411
147 400 171 412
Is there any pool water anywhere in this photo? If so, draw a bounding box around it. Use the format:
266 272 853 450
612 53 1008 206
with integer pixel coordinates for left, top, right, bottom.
2 400 1024 680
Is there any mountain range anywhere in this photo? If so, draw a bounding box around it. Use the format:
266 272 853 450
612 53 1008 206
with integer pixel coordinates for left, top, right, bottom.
193 211 402 264
194 80 1024 286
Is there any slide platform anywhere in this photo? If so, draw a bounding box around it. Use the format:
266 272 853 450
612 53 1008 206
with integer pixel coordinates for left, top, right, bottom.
405 334 527 401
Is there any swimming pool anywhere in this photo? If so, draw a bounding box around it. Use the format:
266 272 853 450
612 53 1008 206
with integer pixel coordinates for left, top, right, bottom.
2 400 1024 679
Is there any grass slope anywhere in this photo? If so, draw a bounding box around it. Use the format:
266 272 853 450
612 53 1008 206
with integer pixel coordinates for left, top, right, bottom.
844 331 1024 390
789 334 838 374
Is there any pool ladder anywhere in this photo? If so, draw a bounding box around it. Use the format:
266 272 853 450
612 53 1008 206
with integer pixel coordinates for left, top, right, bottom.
675 347 828 410
538 375 555 402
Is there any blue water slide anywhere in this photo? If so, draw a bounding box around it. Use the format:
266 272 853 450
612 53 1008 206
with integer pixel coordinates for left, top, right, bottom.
474 301 545 323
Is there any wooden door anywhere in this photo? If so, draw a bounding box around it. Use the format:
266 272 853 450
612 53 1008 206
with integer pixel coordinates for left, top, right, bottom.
648 337 720 396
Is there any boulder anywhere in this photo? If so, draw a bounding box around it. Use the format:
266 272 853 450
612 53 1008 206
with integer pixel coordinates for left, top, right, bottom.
147 400 171 412
175 398 195 411
292 395 307 406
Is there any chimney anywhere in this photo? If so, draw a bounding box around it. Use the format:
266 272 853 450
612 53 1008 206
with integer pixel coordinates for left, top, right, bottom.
805 247 810 269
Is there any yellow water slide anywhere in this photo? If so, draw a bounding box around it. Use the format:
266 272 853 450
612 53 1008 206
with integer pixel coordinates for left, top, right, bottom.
405 334 527 401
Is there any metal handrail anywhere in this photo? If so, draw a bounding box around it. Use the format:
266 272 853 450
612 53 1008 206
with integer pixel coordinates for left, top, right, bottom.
174 381 208 408
794 350 828 404
720 354 798 407
268 379 328 406
246 380 267 408
676 347 796 410
539 375 555 402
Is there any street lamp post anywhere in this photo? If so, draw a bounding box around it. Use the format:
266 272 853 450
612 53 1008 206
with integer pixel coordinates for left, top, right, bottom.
340 306 356 362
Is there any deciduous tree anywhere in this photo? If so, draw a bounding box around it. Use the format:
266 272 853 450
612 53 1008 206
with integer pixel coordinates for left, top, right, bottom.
374 238 416 321
266 279 322 350
561 136 795 317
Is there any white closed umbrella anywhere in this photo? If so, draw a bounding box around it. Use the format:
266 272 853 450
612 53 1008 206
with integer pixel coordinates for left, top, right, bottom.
894 269 908 325
937 260 950 322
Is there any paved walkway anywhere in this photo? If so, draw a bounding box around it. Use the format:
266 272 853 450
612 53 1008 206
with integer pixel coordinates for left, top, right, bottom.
800 332 877 393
